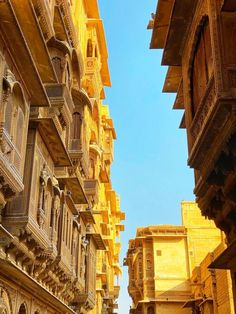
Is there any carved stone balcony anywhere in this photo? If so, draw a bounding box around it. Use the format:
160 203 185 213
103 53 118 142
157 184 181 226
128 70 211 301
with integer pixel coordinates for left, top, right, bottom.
79 209 95 226
0 224 14 248
57 168 88 205
82 57 103 98
185 74 236 240
188 76 234 180
70 139 82 152
190 77 215 143
45 83 74 114
29 118 72 167
84 179 99 204
87 232 106 250
69 138 89 177
188 77 217 168
0 128 24 206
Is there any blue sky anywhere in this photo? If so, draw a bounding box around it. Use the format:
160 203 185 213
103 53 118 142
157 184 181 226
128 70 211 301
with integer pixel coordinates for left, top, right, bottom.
98 1 195 312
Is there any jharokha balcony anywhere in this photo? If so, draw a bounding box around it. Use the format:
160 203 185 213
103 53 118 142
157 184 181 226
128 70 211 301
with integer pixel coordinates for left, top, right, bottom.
83 57 103 98
150 0 236 247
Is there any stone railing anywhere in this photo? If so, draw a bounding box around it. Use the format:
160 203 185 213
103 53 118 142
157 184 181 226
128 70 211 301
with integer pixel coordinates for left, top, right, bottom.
0 127 14 165
69 138 89 177
0 127 24 180
190 76 216 142
84 57 103 97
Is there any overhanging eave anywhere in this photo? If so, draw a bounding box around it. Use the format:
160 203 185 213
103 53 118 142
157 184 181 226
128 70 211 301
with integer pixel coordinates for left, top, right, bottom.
30 119 72 167
162 0 198 66
0 1 50 106
10 0 57 83
163 66 182 93
58 177 88 205
150 0 174 49
209 239 236 271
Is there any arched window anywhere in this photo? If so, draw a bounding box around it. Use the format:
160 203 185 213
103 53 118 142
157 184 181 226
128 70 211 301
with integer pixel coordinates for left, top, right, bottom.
2 78 12 137
191 17 213 116
71 112 82 140
57 205 62 250
51 194 60 231
39 177 53 230
18 303 27 314
89 157 95 179
87 39 93 57
137 254 143 280
65 62 72 90
50 202 54 228
4 100 12 135
0 288 11 314
52 57 63 82
15 106 24 153
71 49 81 88
147 306 155 314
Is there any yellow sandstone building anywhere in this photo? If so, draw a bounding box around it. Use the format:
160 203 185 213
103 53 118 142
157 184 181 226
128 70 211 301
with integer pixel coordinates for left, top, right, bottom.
125 202 234 314
0 1 124 314
149 0 236 309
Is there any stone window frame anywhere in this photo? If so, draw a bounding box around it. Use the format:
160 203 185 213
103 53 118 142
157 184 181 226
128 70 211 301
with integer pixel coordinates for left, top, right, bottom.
189 15 213 118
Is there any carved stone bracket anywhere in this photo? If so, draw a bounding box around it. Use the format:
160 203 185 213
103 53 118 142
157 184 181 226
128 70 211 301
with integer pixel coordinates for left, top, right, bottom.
37 208 46 229
0 176 15 209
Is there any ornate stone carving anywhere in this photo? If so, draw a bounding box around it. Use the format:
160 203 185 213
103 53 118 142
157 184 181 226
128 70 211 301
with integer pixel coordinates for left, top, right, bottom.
0 286 11 313
37 164 50 228
56 0 78 47
33 0 54 40
80 236 89 280
190 77 215 140
0 176 15 208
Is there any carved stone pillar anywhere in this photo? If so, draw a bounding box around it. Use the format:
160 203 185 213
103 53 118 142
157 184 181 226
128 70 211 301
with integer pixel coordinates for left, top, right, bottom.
37 182 46 229
51 195 60 245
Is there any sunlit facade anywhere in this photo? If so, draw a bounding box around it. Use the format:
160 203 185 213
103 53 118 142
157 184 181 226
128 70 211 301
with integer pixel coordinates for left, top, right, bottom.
125 202 234 313
149 0 236 309
0 1 124 313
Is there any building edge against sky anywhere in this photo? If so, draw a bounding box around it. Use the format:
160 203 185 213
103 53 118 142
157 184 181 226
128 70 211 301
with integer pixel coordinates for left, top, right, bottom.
0 1 124 314
148 0 236 311
125 201 234 314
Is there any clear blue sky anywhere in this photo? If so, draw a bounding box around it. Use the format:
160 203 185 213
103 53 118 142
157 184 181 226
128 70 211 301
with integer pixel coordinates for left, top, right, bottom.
98 1 195 313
